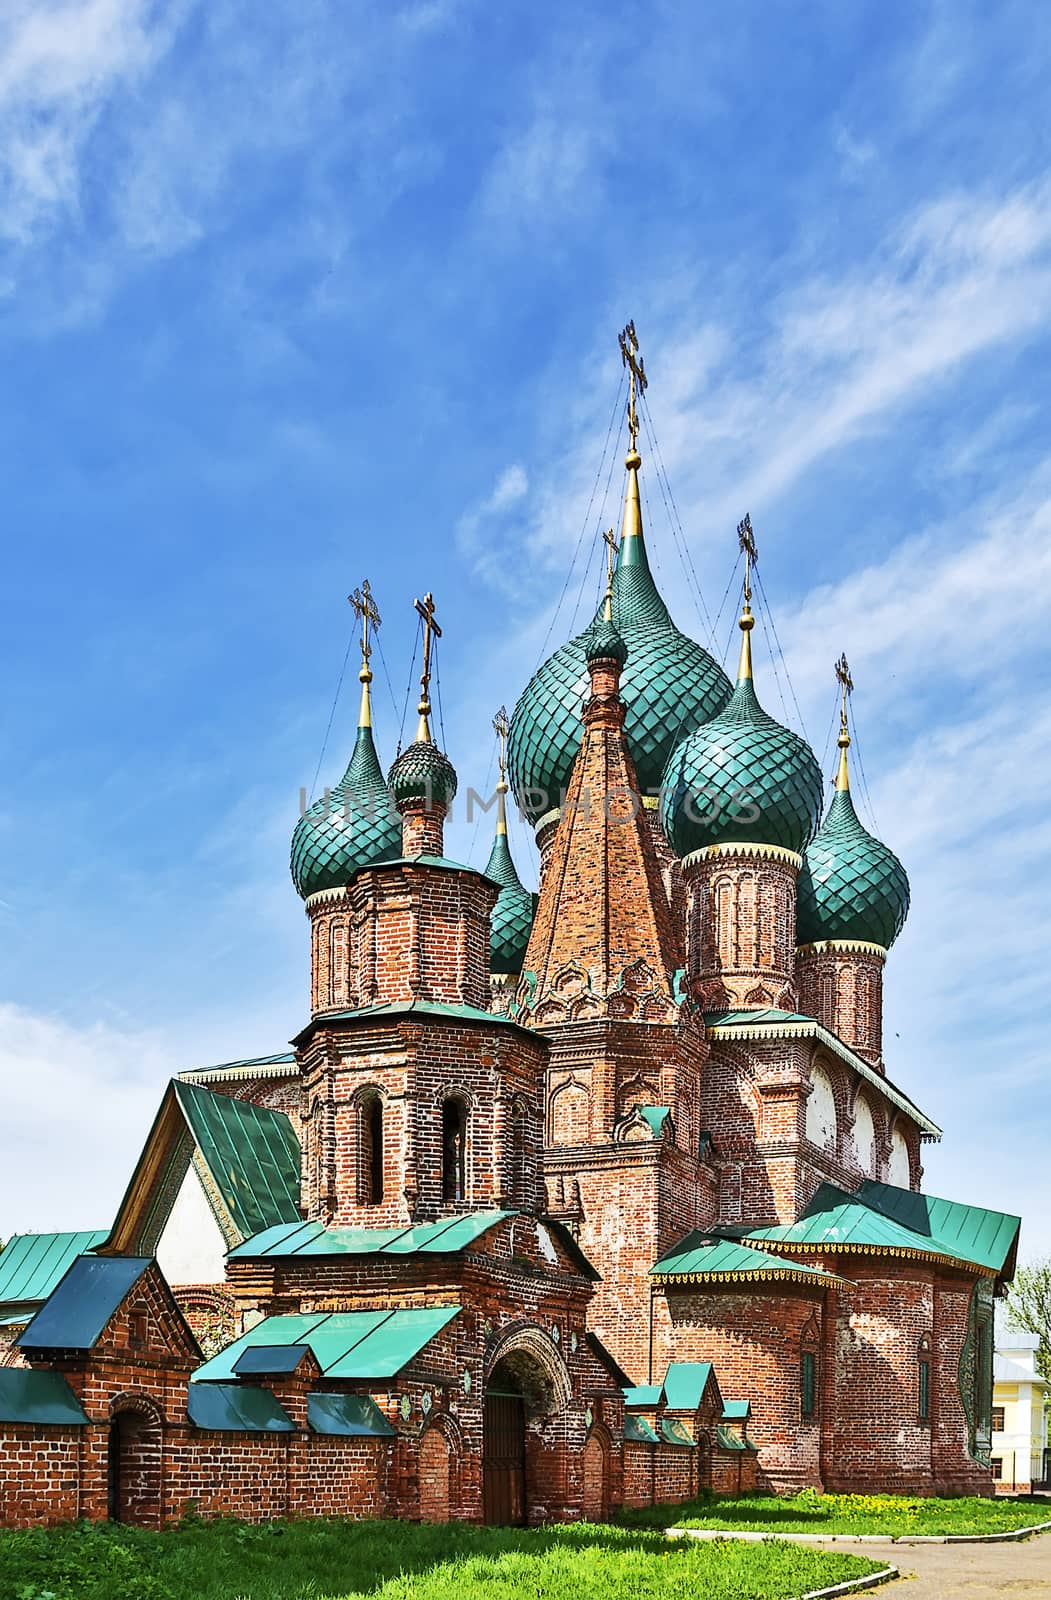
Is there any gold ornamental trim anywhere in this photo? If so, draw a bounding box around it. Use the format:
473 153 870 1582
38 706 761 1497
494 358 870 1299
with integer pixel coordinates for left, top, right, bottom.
682 841 803 872
753 1240 991 1276
797 939 887 959
654 1267 854 1290
304 885 351 910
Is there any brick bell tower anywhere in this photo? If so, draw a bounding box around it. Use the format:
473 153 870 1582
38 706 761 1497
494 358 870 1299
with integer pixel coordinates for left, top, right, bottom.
295 593 548 1230
515 456 713 1379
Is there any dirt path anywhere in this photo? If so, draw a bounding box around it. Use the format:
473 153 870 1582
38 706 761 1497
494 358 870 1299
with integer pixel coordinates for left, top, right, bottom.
813 1535 1051 1597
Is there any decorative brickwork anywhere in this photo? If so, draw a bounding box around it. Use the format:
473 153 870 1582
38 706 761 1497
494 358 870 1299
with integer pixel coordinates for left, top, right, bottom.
797 942 886 1067
684 844 800 1011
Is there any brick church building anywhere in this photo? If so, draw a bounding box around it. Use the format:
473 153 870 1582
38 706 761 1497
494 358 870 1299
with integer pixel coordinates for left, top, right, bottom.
0 337 1021 1528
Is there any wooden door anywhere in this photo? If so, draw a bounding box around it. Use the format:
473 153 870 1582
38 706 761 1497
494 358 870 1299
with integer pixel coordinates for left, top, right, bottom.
483 1391 526 1525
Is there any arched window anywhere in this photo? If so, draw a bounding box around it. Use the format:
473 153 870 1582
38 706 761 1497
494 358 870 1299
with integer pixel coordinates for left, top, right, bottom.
509 1097 528 1204
329 922 347 1007
442 1098 468 1203
361 1094 384 1205
918 1336 932 1423
806 1062 837 1151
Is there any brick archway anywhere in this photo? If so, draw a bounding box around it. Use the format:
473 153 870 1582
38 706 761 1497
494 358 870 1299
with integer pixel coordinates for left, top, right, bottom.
418 1416 460 1522
582 1427 610 1521
107 1393 164 1527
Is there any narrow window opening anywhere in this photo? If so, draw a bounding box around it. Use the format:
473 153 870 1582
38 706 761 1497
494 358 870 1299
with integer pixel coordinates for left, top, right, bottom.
801 1350 817 1420
442 1099 467 1203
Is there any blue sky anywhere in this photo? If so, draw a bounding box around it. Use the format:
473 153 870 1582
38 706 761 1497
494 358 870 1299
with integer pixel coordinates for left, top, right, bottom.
1 0 1049 1256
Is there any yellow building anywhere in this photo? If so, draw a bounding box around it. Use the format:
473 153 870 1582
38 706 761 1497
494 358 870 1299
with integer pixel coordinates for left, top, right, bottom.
992 1332 1047 1493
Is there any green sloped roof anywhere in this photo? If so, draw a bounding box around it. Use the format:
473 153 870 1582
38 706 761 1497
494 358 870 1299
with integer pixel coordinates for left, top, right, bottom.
662 1361 717 1412
187 1382 294 1433
0 1231 108 1309
705 1008 813 1028
309 1393 395 1437
716 1424 754 1452
650 1235 845 1284
0 1370 88 1426
229 1211 513 1261
625 1414 659 1444
722 1399 751 1420
797 789 910 950
623 1384 663 1407
18 1257 151 1351
484 831 536 976
180 1051 296 1082
295 999 537 1044
661 1417 695 1448
853 1180 1020 1275
174 1081 302 1239
737 1182 1019 1276
193 1306 460 1384
661 674 824 857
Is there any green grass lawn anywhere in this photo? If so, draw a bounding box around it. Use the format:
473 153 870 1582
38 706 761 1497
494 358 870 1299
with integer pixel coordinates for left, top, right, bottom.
620 1488 1051 1538
0 1516 887 1600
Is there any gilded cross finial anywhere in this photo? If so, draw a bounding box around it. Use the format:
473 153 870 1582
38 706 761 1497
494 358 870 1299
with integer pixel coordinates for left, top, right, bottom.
349 579 381 729
602 527 618 621
735 514 758 680
493 705 510 834
413 592 442 744
834 652 853 791
619 320 647 458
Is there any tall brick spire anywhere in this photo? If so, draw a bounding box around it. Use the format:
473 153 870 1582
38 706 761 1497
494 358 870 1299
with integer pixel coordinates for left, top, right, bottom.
517 615 684 1027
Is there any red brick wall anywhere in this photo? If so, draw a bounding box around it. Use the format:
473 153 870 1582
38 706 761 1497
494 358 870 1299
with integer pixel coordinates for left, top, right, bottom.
797 946 886 1067
0 1425 81 1527
686 849 800 1012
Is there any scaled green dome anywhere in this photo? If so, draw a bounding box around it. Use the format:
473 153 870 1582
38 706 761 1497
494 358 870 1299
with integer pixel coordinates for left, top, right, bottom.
660 670 824 858
796 788 910 950
290 724 401 899
388 739 458 810
508 514 731 824
484 829 536 975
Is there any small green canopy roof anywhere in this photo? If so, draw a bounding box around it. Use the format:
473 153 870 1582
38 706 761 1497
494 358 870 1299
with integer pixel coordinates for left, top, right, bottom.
174 1081 302 1240
722 1399 751 1420
660 1417 695 1448
0 1231 107 1311
650 1235 847 1285
18 1257 151 1352
0 1370 88 1426
308 1393 396 1437
623 1383 663 1408
193 1306 460 1384
662 1361 718 1412
624 1414 659 1444
187 1383 294 1433
230 1211 514 1261
716 1424 755 1452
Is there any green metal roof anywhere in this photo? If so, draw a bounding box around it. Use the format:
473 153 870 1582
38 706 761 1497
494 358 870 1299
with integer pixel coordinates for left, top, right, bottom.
389 739 457 811
233 1345 312 1376
193 1306 460 1384
662 1361 716 1412
705 1008 812 1028
187 1382 294 1432
651 1235 846 1284
854 1181 1019 1275
624 1414 659 1444
660 1417 695 1448
736 1182 1020 1276
290 724 402 900
716 1424 753 1452
18 1257 151 1351
797 788 910 950
661 673 823 858
297 999 536 1041
308 1393 396 1437
0 1231 108 1309
638 1106 671 1138
722 1399 751 1420
180 1052 297 1082
0 1370 88 1426
623 1384 663 1407
230 1211 513 1261
508 516 732 824
174 1081 302 1240
484 831 536 976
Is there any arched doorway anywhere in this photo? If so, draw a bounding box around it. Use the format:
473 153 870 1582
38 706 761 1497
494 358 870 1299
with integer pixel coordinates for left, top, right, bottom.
483 1335 572 1526
419 1423 453 1522
581 1429 608 1521
107 1400 162 1526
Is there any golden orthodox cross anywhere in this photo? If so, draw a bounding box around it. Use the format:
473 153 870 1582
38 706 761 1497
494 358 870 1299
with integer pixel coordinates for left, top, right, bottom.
602 527 618 619
737 513 758 603
835 651 853 732
349 578 381 665
493 706 510 782
414 591 442 740
618 320 648 453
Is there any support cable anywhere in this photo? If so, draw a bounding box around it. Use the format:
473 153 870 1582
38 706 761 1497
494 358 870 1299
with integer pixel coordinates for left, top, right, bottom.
395 617 422 757
754 567 811 745
308 623 355 803
568 419 624 636
640 391 718 651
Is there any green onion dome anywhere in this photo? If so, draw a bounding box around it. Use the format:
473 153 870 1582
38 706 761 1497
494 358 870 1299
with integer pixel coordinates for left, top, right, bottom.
586 614 628 667
507 455 731 825
290 675 401 899
660 608 824 858
484 823 536 975
796 740 909 950
388 738 458 810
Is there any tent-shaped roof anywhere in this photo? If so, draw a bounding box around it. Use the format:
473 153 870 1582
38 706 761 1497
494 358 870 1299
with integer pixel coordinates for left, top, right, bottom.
192 1306 460 1384
18 1257 151 1352
0 1231 108 1316
662 1361 719 1413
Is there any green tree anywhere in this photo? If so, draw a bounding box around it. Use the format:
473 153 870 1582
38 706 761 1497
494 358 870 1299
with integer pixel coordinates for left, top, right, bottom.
1005 1257 1051 1382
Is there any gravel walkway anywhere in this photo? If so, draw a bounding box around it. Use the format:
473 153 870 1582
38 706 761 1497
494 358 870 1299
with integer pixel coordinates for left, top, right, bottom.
812 1534 1051 1597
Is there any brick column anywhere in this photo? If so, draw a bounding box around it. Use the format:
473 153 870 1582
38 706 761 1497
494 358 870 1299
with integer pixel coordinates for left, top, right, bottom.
683 843 800 1012
400 798 447 858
